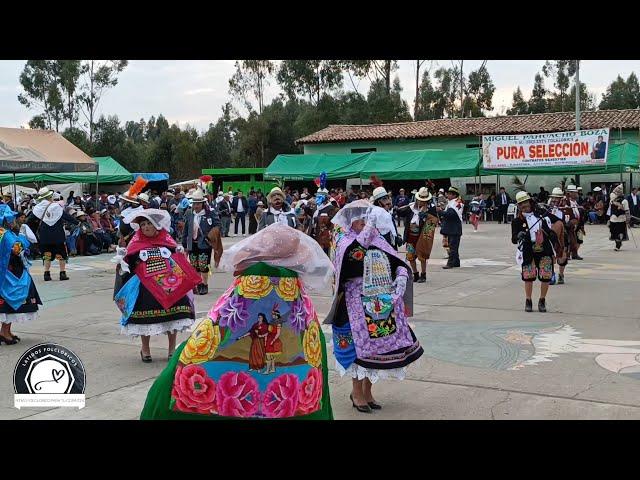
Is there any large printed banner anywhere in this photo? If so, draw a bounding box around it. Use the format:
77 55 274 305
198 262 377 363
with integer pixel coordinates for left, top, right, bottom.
482 128 609 169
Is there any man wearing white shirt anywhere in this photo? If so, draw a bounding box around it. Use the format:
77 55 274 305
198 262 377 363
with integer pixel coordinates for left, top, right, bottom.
231 190 248 236
496 187 512 224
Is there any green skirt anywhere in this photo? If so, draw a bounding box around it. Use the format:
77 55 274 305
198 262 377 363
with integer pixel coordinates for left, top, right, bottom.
140 324 333 420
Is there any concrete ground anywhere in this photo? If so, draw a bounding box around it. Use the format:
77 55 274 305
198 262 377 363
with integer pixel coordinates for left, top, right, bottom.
2 221 640 420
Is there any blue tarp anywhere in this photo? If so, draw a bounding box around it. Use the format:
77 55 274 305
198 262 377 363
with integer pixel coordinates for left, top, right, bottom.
133 172 169 181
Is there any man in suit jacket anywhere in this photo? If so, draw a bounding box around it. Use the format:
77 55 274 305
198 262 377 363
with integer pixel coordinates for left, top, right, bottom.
496 187 512 224
626 187 640 227
231 190 249 236
258 187 297 231
441 186 464 269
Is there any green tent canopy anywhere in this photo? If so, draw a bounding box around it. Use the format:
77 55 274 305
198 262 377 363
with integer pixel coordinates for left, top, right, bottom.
480 142 640 176
266 150 481 180
0 156 132 185
358 149 481 180
265 153 371 180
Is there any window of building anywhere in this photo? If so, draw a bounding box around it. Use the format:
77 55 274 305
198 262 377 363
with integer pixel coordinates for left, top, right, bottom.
466 183 496 196
351 148 377 153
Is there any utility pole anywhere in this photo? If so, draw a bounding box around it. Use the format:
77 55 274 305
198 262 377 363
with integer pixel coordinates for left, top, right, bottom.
460 60 464 117
575 60 581 188
575 60 581 130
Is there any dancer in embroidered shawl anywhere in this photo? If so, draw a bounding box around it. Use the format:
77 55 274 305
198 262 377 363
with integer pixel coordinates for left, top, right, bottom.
0 205 42 345
113 209 200 363
325 200 423 414
140 223 334 420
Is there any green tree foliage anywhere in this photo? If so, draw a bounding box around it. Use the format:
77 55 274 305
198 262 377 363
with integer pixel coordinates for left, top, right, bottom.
542 60 578 112
367 77 412 123
18 60 64 131
507 87 529 115
599 73 640 110
277 60 344 105
228 60 274 114
528 73 548 114
415 71 439 120
567 81 596 112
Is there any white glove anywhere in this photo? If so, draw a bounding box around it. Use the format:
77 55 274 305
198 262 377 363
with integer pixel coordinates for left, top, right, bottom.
176 245 185 254
111 247 130 273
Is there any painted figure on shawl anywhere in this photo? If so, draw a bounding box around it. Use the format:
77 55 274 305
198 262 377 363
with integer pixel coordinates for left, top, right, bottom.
325 199 424 414
0 205 42 345
140 223 335 420
113 209 201 363
239 313 269 371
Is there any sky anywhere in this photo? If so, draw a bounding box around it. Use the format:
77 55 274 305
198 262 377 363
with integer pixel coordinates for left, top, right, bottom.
2 60 640 133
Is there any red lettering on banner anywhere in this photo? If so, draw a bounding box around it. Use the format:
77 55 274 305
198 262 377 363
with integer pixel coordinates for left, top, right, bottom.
581 142 589 155
497 147 504 159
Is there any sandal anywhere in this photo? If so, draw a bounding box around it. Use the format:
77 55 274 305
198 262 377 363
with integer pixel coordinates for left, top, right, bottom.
350 394 372 413
140 350 152 363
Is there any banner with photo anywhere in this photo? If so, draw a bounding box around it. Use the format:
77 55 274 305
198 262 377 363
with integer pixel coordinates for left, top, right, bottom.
482 128 610 169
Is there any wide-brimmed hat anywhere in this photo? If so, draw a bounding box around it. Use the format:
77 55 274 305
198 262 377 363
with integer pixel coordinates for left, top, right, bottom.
593 186 602 192
566 184 578 193
74 210 88 217
447 186 460 196
438 188 445 193
37 187 54 201
415 187 432 202
100 208 108 215
190 188 206 203
515 191 531 204
257 201 264 206
125 208 171 232
217 191 224 197
267 187 285 202
550 187 564 198
372 186 389 201
138 192 150 203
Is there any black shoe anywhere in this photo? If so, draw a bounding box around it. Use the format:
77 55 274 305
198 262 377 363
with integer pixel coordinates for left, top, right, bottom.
572 254 584 260
557 275 565 285
413 272 419 283
417 272 426 283
0 334 18 345
60 271 69 281
44 271 52 282
442 264 454 269
201 284 208 295
140 350 152 363
525 299 533 312
350 394 372 413
538 298 547 313
367 401 382 410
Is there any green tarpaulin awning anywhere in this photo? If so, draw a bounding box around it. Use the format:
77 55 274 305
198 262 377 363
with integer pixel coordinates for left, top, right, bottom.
480 142 640 176
0 156 132 185
265 153 371 180
266 143 639 182
358 149 481 180
266 149 481 180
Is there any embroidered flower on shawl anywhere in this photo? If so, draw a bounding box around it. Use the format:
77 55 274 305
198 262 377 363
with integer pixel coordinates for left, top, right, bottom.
180 318 221 364
171 365 217 415
238 275 273 299
274 277 299 302
263 374 299 418
218 294 250 332
302 320 322 368
288 298 307 334
216 371 260 417
207 282 237 323
296 368 322 415
299 285 317 327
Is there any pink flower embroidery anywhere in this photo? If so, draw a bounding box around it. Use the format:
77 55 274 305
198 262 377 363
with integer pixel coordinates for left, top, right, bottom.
263 374 299 418
216 371 260 417
296 368 322 415
207 282 236 323
171 365 217 415
300 287 316 329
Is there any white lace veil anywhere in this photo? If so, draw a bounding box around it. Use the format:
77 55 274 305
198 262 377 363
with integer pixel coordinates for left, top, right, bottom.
219 223 334 291
123 208 171 232
331 199 395 236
